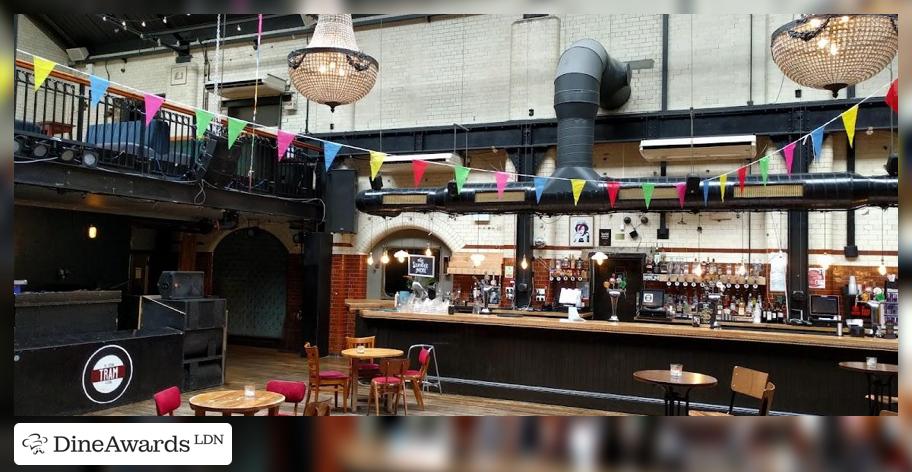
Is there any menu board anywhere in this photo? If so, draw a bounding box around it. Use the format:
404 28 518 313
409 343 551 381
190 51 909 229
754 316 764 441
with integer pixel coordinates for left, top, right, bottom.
407 255 435 277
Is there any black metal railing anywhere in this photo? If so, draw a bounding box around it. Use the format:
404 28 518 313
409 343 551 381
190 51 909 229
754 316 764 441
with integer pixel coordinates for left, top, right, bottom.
14 67 319 199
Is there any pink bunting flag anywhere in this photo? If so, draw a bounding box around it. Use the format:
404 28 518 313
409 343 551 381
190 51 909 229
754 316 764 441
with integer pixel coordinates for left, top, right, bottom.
144 94 165 127
257 14 263 42
495 171 509 197
675 182 686 208
276 130 295 161
737 167 747 194
606 181 621 208
412 160 428 187
783 142 797 174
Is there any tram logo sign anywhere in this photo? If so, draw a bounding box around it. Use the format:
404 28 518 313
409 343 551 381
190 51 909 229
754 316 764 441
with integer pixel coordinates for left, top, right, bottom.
82 345 133 404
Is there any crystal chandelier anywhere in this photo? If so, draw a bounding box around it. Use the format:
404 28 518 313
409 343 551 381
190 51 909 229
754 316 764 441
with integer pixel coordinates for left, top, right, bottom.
771 14 897 97
287 14 379 111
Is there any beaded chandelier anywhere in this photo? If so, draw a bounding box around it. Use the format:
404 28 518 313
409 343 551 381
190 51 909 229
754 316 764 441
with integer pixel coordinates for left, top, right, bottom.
287 14 379 111
771 14 897 97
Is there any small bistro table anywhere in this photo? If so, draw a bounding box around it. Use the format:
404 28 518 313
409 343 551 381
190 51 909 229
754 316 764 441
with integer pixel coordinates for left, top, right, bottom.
341 347 404 414
189 390 285 416
838 361 899 415
634 369 718 416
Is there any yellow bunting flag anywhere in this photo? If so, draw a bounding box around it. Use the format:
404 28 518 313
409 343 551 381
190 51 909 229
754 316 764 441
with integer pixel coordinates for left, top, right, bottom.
570 179 586 206
33 56 56 91
370 151 386 179
719 174 728 202
842 104 859 148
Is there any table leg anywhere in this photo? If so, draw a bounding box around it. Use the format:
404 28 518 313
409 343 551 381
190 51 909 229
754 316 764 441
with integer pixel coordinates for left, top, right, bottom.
867 374 897 416
661 387 692 416
268 406 279 416
222 412 231 417
194 409 205 417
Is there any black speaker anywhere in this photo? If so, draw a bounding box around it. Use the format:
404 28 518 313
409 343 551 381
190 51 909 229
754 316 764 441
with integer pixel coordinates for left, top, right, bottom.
844 244 859 258
198 134 241 187
685 174 701 196
157 271 205 300
325 168 357 233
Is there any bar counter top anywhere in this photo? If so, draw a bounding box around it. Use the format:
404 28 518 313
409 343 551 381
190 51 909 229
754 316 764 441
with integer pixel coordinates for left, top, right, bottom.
359 309 898 352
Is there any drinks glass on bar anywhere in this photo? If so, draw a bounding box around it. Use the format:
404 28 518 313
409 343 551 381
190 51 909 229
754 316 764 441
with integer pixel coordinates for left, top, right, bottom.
670 363 683 379
244 385 256 397
866 357 878 369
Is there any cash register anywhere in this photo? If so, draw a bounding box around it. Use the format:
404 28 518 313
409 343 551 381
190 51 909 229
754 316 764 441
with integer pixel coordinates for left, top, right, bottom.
636 289 667 319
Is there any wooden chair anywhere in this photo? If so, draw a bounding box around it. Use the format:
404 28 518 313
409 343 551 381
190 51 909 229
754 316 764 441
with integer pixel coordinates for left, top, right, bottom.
303 400 332 416
368 358 409 416
346 336 380 380
265 380 307 416
689 366 776 416
304 343 350 412
403 346 433 410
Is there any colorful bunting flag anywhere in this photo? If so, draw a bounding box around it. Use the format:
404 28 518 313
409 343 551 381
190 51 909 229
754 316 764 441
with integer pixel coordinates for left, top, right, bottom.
570 179 586 206
89 76 109 108
719 174 728 202
642 182 655 209
606 181 621 208
842 105 859 147
810 126 825 161
782 142 796 174
674 182 686 208
534 177 548 203
885 79 898 113
257 14 264 44
144 94 165 127
227 117 246 148
195 109 214 139
759 155 769 185
33 56 55 91
277 130 296 161
322 140 341 169
412 160 428 187
454 165 470 193
737 167 747 194
370 151 387 180
495 172 509 198
702 180 709 206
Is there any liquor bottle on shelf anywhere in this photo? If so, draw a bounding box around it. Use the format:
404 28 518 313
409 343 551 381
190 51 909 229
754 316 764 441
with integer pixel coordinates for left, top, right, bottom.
659 253 669 274
646 257 654 274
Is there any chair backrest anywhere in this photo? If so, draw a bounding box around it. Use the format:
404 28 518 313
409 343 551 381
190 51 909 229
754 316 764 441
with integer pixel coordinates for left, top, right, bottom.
304 343 320 378
380 358 409 379
266 380 307 404
153 386 181 416
303 400 332 416
758 382 776 416
346 336 376 350
416 347 432 378
730 366 770 400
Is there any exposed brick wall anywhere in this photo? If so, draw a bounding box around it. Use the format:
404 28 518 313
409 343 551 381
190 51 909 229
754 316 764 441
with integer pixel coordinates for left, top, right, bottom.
328 254 367 354
809 264 897 297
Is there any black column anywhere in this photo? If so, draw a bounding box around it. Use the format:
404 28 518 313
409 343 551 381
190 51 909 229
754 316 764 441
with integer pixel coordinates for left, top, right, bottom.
786 135 810 320
301 232 332 354
513 145 536 308
844 137 858 257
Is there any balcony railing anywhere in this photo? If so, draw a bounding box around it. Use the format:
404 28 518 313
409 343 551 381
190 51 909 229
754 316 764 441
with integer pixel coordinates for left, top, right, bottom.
13 62 321 199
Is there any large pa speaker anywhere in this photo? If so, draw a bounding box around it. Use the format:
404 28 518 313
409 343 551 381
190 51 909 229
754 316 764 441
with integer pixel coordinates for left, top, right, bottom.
157 271 205 300
198 134 241 187
325 168 357 233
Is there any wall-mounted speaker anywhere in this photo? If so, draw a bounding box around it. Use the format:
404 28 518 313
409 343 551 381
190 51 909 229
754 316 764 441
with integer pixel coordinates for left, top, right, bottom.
325 169 357 233
198 134 241 187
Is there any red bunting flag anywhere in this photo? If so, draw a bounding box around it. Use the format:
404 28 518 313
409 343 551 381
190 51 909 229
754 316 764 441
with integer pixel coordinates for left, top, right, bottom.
783 142 797 174
885 78 898 113
495 171 509 197
606 181 621 208
737 167 747 194
412 160 428 187
675 182 686 208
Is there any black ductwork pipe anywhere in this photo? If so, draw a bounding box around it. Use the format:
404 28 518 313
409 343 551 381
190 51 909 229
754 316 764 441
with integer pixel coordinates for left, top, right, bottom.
356 173 897 217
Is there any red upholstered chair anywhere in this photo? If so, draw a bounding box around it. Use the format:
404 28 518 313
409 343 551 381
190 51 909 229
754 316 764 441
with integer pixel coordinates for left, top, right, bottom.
153 386 181 416
266 380 307 416
369 358 408 416
403 347 432 410
304 343 350 412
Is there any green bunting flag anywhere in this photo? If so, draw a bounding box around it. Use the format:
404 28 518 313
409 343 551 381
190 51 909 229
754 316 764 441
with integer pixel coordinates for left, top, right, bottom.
759 155 769 185
195 109 214 139
227 117 246 149
642 182 655 209
454 165 470 193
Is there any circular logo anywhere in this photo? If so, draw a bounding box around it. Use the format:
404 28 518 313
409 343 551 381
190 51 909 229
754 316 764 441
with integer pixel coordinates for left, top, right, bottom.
82 345 133 404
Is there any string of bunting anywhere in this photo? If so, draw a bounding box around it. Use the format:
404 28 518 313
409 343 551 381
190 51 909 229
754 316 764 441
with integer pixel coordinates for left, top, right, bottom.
21 48 896 208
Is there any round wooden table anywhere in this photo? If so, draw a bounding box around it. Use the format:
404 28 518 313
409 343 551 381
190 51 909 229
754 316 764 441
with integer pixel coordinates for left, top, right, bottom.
189 390 285 416
634 369 718 416
341 348 404 414
838 361 899 415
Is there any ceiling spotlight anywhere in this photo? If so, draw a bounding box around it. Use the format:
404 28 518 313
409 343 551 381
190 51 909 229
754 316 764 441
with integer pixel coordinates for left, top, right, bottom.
141 20 146 27
102 15 107 21
162 16 167 24
121 20 126 27
82 151 99 168
31 142 49 158
59 148 76 162
237 24 242 31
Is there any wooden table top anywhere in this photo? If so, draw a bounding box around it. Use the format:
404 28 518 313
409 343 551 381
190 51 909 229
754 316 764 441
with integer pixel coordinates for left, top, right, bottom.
633 370 719 388
189 390 285 414
341 347 404 359
838 361 899 375
360 310 898 352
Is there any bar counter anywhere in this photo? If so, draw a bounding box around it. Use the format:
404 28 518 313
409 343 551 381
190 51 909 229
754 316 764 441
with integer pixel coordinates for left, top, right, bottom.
356 309 899 415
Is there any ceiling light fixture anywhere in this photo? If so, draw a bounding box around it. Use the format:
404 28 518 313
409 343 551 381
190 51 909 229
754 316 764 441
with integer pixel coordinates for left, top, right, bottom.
470 253 486 267
591 251 608 265
287 14 379 112
771 14 898 97
394 249 409 263
520 256 529 270
380 249 390 265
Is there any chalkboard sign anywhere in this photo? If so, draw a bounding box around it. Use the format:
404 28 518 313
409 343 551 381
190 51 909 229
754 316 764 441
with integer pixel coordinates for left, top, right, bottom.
407 255 436 277
598 229 612 246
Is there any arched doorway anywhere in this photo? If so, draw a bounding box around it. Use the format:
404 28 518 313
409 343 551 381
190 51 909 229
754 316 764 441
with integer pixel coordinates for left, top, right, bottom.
214 228 288 345
366 229 452 299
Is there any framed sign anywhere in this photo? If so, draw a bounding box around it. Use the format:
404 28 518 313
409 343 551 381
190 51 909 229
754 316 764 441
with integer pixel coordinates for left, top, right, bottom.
407 255 435 277
598 229 612 247
808 267 826 289
170 65 188 86
569 216 594 247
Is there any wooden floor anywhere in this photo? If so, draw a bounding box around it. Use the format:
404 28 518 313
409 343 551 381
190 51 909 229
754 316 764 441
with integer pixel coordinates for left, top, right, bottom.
87 345 624 416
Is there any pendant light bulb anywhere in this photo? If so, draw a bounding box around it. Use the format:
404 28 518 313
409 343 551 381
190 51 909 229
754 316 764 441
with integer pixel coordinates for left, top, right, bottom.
425 246 433 257
693 261 703 277
88 225 98 239
380 250 390 265
394 249 409 263
366 253 374 265
738 263 747 276
520 256 529 270
591 251 608 266
878 262 887 276
470 253 485 267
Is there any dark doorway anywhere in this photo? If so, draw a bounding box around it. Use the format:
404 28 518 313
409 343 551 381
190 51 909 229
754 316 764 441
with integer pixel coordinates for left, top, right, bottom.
591 253 646 321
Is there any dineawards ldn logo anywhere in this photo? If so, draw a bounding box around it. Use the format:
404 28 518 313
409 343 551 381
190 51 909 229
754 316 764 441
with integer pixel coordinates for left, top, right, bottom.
14 423 232 465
